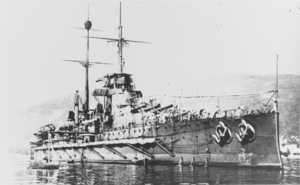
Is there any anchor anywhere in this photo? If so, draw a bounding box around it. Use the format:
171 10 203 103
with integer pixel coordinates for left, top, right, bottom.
235 119 256 145
212 121 233 147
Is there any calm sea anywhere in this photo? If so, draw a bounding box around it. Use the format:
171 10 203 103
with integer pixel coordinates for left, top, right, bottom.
7 154 300 185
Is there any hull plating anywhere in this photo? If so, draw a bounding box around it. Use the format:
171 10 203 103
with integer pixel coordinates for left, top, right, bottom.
34 113 282 168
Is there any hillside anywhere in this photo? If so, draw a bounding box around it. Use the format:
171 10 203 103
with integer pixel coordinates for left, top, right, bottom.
6 94 74 153
6 74 300 154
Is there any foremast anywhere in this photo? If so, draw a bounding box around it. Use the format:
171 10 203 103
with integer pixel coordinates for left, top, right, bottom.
64 5 114 120
84 12 92 118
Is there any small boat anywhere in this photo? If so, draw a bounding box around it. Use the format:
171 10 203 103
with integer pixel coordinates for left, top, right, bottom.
67 159 75 164
29 160 59 170
132 158 148 165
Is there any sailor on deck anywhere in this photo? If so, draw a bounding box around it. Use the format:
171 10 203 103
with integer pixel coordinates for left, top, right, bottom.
199 109 205 119
74 90 83 126
272 101 277 113
235 107 242 119
124 105 133 126
74 90 81 108
97 102 104 121
160 110 168 123
262 103 268 113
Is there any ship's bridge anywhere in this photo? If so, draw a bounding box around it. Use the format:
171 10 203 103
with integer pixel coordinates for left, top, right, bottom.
98 73 134 90
93 73 142 97
92 73 143 127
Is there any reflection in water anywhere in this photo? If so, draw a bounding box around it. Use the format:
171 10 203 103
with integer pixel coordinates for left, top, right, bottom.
9 156 300 185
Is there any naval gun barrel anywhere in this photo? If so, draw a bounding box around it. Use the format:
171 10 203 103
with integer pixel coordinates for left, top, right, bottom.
131 103 147 114
153 104 173 115
144 104 161 112
174 111 190 117
181 111 190 116
40 123 54 129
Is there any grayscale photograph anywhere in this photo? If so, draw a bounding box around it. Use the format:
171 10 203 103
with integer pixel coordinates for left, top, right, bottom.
3 0 300 184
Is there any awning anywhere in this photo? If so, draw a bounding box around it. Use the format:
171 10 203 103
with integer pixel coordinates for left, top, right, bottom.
96 78 105 82
93 89 114 96
103 73 132 78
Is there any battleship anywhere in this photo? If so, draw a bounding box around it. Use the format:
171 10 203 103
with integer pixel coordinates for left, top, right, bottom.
30 3 283 169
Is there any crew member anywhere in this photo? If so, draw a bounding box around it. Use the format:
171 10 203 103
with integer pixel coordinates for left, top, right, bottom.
262 104 268 113
124 105 133 126
104 103 111 121
74 90 80 108
94 118 100 133
272 101 277 113
97 102 104 121
235 107 242 119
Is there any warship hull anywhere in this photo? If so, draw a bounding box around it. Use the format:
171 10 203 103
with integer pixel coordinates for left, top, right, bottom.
31 3 282 169
33 112 282 168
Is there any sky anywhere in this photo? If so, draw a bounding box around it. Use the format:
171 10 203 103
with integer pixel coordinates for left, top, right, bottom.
2 0 300 112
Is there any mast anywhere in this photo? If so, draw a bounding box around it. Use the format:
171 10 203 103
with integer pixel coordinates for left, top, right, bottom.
276 55 279 112
88 2 151 74
118 2 123 73
64 5 114 120
276 55 283 168
84 5 92 118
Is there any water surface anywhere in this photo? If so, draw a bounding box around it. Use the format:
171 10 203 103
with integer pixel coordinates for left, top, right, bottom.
8 155 300 185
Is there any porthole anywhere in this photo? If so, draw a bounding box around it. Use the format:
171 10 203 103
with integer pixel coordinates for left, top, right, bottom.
183 136 185 139
195 135 198 138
